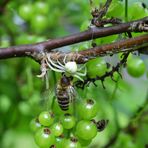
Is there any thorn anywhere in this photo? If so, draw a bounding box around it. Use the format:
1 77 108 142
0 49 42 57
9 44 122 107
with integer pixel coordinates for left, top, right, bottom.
117 71 122 79
101 80 106 89
93 81 97 87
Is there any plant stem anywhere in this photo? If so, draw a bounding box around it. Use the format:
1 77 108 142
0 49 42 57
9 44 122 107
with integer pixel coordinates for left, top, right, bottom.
125 0 128 22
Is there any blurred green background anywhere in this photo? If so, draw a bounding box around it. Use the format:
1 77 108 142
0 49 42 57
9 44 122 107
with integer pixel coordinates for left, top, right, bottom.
0 0 148 148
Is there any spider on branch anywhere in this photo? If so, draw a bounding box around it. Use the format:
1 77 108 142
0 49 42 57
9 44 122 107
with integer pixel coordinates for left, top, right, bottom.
37 52 87 82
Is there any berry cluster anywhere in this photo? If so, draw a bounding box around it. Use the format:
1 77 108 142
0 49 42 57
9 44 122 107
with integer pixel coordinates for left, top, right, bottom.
30 98 107 148
18 2 49 33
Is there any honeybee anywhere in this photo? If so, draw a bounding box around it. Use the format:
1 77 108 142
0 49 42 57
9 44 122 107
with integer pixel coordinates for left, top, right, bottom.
55 75 76 111
92 119 109 132
96 119 109 132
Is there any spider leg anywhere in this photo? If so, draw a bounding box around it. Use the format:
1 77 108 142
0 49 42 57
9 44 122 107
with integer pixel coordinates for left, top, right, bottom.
63 54 68 65
37 60 47 77
45 59 64 73
57 59 65 69
73 74 84 82
76 72 86 76
47 54 65 70
78 64 86 71
37 70 46 78
76 66 87 76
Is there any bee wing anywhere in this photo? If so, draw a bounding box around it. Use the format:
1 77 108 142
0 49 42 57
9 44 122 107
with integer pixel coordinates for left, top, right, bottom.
67 86 76 103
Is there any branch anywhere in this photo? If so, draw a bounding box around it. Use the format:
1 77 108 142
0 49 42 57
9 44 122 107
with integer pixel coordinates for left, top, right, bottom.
44 34 148 64
0 17 148 60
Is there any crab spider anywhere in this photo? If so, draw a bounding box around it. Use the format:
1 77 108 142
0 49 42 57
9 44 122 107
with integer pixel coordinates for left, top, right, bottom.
45 54 86 81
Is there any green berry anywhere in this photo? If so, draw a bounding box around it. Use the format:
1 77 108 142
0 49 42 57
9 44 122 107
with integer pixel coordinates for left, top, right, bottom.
35 128 55 148
38 111 54 126
65 137 82 148
76 120 97 140
30 118 42 132
78 138 92 146
55 136 67 148
18 4 34 21
60 113 76 129
33 1 49 15
51 122 64 137
31 15 48 32
127 57 146 77
78 99 97 120
86 58 107 78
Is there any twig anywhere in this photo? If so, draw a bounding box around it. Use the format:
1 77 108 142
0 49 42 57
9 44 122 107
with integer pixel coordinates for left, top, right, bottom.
97 0 112 19
91 0 112 26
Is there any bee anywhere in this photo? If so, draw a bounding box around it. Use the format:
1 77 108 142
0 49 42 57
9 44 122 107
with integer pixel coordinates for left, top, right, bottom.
92 119 109 132
55 75 75 111
96 119 109 132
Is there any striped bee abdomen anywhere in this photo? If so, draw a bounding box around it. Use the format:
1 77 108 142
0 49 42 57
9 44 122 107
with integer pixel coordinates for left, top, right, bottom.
57 91 70 111
91 119 109 132
96 119 109 132
55 75 75 111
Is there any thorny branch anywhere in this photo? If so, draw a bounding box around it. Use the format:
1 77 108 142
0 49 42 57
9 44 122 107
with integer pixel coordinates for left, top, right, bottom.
75 52 130 89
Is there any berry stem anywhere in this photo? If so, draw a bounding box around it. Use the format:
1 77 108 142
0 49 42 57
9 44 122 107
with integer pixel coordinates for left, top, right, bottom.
50 71 57 110
125 0 128 22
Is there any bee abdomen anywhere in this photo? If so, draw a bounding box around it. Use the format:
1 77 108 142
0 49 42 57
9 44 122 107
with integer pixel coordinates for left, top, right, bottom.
96 120 109 132
57 96 69 111
91 119 109 132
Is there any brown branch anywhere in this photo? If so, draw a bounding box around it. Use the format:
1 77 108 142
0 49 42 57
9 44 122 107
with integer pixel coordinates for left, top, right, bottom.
0 17 148 60
78 34 148 59
48 34 148 64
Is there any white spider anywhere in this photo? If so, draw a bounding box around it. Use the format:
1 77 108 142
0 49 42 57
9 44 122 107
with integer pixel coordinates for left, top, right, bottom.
38 53 86 81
